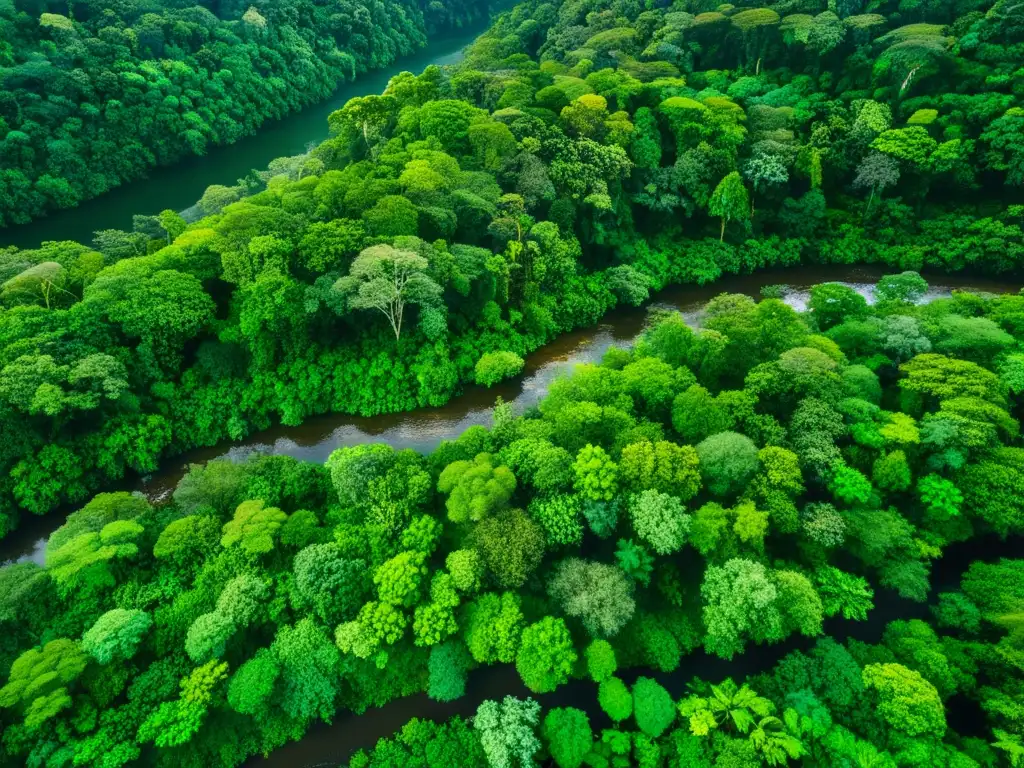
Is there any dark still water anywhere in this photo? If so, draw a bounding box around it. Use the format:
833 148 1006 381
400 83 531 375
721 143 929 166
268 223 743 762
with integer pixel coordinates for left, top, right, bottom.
0 23 488 251
2 264 1016 567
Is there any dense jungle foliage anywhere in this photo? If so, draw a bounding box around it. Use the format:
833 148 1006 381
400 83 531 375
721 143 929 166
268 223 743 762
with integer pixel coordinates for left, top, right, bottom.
2 1 1024 763
3 0 1024 538
0 0 492 226
2 281 1024 767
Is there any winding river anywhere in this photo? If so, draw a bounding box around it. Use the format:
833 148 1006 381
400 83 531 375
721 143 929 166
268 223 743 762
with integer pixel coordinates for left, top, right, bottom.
0 18 1020 766
0 21 492 251
1 264 1016 569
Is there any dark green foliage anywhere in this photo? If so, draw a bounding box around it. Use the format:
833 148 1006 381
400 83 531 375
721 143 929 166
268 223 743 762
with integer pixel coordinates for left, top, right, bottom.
695 432 760 498
0 1 492 228
2 279 1021 766
542 707 593 768
632 677 676 738
428 640 473 702
2 0 1024 764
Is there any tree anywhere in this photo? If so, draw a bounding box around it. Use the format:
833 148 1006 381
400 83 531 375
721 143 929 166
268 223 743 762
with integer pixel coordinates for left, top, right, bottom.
334 244 442 341
172 460 247 516
515 617 576 693
679 678 774 736
744 152 788 215
673 385 733 444
327 445 431 531
615 538 655 585
362 196 420 237
293 544 366 623
702 559 783 659
871 127 937 169
801 503 846 548
470 122 518 171
328 94 398 160
220 500 287 555
428 641 473 702
584 639 618 682
549 559 635 638
45 520 143 590
476 351 525 387
959 452 1024 537
574 444 619 501
543 708 593 768
584 499 619 539
85 267 215 364
709 172 750 241
418 100 487 153
0 639 88 728
631 107 662 169
808 283 868 330
271 619 341 722
227 649 279 716
337 601 407 656
981 107 1024 186
82 609 151 665
374 551 428 608
633 677 676 737
607 264 651 306
628 490 692 555
464 592 524 665
298 219 366 273
413 602 458 647
47 492 151 555
598 676 634 722
447 549 484 594
862 663 946 737
853 152 900 218
901 354 1006 405
529 494 584 547
775 571 824 638
439 453 516 524
137 660 228 748
828 464 873 505
474 696 541 768
619 440 701 499
696 432 760 497
873 450 912 492
185 611 236 663
918 474 962 521
402 514 443 555
876 272 928 304
153 515 221 568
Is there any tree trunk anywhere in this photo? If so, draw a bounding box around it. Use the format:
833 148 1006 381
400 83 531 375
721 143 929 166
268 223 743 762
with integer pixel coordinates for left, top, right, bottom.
863 188 876 223
720 217 726 242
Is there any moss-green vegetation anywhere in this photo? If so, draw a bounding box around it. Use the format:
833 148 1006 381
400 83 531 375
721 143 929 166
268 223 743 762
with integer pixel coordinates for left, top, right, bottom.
2 0 1024 763
3 282 1024 766
0 0 492 226
2 0 1023 538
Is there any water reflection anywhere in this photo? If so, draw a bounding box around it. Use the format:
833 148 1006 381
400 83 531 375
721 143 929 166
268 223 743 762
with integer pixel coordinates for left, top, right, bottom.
2 266 1017 566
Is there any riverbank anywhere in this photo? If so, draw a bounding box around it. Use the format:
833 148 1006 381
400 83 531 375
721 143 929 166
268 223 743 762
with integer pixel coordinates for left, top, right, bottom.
0 22 491 251
3 264 1016 566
